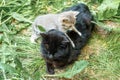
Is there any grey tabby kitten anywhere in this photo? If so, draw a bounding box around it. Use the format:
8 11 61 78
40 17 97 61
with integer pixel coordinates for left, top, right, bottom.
30 11 82 48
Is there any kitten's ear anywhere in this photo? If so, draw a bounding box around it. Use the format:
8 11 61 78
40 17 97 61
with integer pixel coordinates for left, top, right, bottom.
40 33 48 39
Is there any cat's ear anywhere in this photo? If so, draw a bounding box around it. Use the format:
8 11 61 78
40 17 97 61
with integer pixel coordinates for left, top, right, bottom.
40 33 48 39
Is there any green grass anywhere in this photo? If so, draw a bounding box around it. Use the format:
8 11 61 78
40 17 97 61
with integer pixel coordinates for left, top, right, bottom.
0 0 120 80
87 33 120 80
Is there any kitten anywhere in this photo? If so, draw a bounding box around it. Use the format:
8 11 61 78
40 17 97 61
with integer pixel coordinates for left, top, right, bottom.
30 11 81 47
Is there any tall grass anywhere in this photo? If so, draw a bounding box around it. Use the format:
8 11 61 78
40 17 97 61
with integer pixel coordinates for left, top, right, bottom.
0 0 120 80
87 33 120 80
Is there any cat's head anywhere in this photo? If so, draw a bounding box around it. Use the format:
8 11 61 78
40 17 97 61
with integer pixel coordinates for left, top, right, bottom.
59 11 79 30
40 29 71 62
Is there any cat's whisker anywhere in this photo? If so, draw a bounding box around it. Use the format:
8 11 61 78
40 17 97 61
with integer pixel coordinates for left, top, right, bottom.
64 33 75 48
77 31 82 36
72 26 82 37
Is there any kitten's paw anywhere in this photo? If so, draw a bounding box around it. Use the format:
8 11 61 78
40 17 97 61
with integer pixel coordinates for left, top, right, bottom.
30 38 36 43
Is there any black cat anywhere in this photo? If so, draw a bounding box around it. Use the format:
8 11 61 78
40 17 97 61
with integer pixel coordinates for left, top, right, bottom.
40 3 94 74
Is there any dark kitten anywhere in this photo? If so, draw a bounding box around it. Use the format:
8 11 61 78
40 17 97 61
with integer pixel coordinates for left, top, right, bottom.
40 3 94 74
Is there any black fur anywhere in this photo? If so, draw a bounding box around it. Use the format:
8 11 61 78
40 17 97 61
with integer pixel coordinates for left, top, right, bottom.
65 3 94 49
40 3 94 74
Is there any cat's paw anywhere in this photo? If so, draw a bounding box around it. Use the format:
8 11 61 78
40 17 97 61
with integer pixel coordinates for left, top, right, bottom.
30 38 36 43
30 34 39 43
47 68 55 74
30 36 37 43
46 62 55 74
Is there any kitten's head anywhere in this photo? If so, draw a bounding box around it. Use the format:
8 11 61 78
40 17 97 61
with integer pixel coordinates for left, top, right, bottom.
40 29 71 64
59 11 79 30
